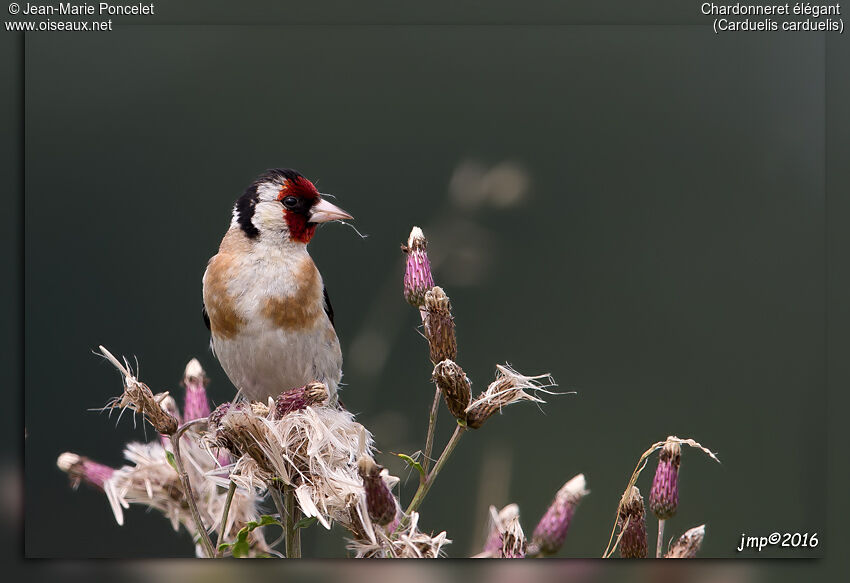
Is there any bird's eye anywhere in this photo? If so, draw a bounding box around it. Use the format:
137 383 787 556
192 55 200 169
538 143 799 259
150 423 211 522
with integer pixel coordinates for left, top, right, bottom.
282 196 298 209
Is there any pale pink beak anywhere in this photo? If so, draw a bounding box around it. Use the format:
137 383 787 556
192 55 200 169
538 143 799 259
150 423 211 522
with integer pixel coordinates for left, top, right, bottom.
309 197 353 223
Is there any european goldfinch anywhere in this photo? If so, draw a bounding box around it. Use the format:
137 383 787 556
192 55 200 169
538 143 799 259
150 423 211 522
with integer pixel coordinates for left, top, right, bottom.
202 169 352 404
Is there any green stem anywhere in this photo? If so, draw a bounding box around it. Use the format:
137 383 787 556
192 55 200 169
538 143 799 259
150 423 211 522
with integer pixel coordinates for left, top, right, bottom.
169 433 215 558
215 481 237 557
656 518 665 558
270 485 301 558
284 487 300 558
404 423 466 520
422 386 441 477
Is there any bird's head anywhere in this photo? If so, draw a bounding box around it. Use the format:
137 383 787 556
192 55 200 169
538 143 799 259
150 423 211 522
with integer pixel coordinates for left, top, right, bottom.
232 169 352 243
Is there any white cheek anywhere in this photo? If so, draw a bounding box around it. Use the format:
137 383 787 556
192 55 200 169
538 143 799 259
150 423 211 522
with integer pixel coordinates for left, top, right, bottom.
254 202 287 231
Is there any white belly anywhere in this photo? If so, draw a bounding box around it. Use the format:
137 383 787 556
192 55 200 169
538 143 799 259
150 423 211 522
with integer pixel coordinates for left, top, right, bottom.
212 319 342 403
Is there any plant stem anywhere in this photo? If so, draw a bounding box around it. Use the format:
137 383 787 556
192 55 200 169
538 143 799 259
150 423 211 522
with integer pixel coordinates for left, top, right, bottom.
656 518 665 558
269 486 286 545
175 417 208 440
404 423 466 520
285 487 301 558
215 481 237 557
169 433 215 558
422 386 441 477
270 486 301 558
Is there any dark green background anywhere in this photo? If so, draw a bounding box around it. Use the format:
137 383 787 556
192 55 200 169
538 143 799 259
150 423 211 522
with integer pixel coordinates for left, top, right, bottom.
13 4 840 563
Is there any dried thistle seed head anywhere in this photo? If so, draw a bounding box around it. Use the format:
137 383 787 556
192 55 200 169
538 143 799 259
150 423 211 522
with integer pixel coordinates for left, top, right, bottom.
158 394 181 425
208 402 231 430
395 512 451 558
432 360 471 420
207 402 264 462
403 226 435 308
273 382 329 419
665 524 705 558
649 438 681 521
346 509 451 558
617 486 648 558
209 398 379 534
423 287 457 364
465 364 552 429
181 358 211 422
250 401 270 417
212 404 272 468
57 452 115 490
99 346 179 435
531 473 589 556
481 504 520 557
499 515 527 558
357 456 397 527
131 389 179 435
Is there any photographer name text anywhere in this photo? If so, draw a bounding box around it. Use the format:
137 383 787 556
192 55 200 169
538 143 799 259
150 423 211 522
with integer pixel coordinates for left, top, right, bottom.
16 2 153 15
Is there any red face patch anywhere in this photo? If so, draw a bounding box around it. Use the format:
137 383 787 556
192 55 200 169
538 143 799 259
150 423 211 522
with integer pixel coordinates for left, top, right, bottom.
278 176 320 243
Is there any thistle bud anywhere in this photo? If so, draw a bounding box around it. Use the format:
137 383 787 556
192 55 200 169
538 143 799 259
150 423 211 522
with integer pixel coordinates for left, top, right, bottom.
57 453 115 490
273 382 329 419
499 515 527 559
617 486 648 558
480 504 519 557
465 365 549 429
432 360 471 420
649 438 681 520
181 358 210 422
357 456 397 526
665 524 705 558
423 287 457 365
157 395 181 448
403 226 434 308
158 394 181 424
531 473 589 556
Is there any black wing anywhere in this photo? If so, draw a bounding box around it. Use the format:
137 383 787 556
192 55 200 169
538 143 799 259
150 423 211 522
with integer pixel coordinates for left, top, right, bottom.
202 303 211 331
323 286 335 329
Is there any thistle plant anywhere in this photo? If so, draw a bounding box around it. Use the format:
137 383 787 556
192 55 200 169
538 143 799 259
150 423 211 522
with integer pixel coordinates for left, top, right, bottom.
603 436 719 559
357 456 398 527
665 524 706 558
56 225 720 559
617 487 648 559
528 474 589 557
649 437 681 557
476 504 520 558
402 226 435 309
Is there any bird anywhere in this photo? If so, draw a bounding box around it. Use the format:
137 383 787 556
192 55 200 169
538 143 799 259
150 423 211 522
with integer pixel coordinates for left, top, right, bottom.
202 168 352 404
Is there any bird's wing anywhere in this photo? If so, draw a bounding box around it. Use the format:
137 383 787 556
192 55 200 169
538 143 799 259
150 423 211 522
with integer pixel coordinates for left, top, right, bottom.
202 303 211 331
323 285 335 328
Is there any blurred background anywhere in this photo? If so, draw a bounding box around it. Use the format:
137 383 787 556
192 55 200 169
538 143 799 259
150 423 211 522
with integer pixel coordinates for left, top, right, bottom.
11 12 831 563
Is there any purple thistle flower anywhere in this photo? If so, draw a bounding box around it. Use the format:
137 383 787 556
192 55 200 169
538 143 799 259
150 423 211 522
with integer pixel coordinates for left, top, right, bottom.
649 438 681 520
531 473 589 556
272 382 328 419
403 226 435 308
618 486 648 558
181 358 210 422
57 453 115 490
357 456 397 526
